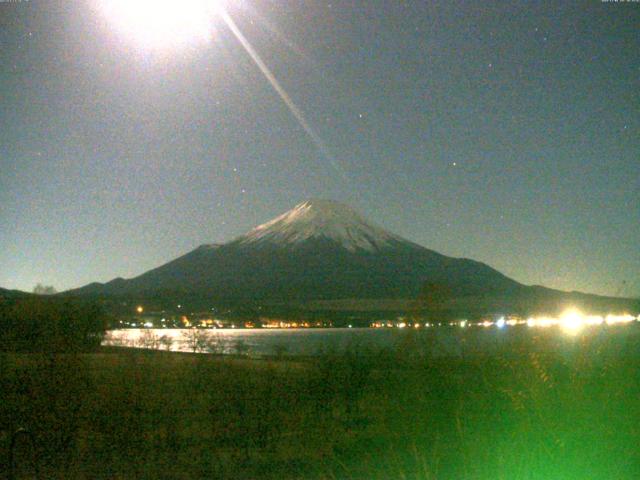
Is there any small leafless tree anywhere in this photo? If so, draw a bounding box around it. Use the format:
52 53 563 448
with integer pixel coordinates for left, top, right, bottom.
159 334 174 351
33 283 57 295
138 330 161 350
232 339 250 356
205 332 223 354
181 329 209 353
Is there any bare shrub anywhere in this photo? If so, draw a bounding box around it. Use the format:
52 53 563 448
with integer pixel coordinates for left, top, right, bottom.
159 334 174 351
137 330 160 350
181 329 209 353
232 339 250 356
204 332 223 354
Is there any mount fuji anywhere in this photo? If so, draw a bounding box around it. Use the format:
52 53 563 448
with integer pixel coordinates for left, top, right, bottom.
68 200 637 315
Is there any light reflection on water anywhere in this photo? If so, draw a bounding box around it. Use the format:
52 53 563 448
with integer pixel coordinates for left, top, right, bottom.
105 328 402 356
103 325 640 358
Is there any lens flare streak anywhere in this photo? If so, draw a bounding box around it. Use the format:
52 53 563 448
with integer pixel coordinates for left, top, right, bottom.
219 9 346 177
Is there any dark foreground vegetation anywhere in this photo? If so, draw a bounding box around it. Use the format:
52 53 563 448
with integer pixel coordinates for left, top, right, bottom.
0 297 107 353
1 325 640 479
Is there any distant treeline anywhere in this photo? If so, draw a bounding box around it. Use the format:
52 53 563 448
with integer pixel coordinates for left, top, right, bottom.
0 297 108 352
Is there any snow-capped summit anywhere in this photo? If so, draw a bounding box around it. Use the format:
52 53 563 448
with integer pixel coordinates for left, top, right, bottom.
238 199 403 252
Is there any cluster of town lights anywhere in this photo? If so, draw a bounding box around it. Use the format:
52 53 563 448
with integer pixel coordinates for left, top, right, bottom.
371 309 638 333
134 305 637 332
526 310 638 334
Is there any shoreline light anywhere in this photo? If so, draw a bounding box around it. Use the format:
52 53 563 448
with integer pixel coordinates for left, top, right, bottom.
560 309 584 334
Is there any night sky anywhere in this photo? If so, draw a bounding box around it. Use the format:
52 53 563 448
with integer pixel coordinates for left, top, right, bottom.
1 1 638 297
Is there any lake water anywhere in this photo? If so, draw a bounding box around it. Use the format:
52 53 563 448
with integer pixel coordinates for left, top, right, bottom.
103 324 640 358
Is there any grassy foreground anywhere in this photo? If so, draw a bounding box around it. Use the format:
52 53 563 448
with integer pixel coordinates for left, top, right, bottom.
1 327 639 479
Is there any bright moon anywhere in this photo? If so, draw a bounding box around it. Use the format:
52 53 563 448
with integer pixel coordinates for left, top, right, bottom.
99 0 223 49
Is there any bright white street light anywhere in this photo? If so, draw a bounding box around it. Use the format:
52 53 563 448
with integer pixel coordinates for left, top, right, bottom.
99 0 223 50
560 308 584 334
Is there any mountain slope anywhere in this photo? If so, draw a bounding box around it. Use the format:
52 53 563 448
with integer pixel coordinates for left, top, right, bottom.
66 199 638 314
0 287 32 300
70 199 522 301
